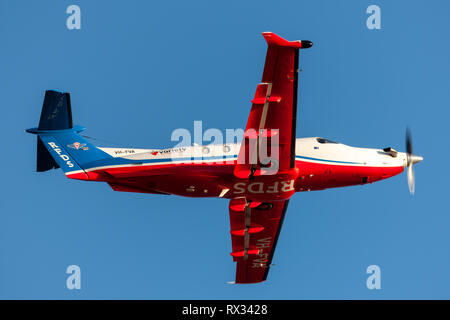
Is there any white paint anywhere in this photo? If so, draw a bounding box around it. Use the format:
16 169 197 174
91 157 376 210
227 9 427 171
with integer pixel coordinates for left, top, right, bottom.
71 137 407 177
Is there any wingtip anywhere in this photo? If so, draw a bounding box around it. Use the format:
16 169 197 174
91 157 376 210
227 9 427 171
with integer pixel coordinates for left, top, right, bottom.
261 32 312 49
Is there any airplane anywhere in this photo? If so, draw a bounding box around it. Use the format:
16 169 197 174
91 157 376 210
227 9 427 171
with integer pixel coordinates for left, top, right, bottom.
26 32 422 284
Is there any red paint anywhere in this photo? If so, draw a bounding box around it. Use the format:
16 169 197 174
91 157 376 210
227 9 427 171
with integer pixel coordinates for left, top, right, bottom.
66 160 404 197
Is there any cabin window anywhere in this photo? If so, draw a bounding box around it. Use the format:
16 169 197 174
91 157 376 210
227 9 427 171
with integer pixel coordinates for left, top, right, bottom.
317 137 338 144
202 146 210 154
223 145 231 153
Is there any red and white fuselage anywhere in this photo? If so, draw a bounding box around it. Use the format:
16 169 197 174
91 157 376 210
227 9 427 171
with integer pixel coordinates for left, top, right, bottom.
70 137 419 198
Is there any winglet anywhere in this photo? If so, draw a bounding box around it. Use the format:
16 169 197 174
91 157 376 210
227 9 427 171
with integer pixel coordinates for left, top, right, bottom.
262 32 313 49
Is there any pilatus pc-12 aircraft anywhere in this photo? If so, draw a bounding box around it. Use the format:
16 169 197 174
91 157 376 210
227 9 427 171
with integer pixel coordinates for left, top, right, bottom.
27 32 422 284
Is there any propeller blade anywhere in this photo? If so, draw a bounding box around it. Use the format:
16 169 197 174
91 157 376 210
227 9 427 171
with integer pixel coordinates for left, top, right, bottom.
405 127 422 195
406 127 413 164
407 164 415 195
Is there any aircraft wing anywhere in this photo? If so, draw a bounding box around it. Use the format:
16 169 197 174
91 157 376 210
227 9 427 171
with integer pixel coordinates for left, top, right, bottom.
229 33 311 284
229 197 290 283
234 32 312 178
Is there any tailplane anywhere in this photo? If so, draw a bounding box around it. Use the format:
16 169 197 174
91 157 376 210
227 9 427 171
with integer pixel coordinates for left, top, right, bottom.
26 90 110 179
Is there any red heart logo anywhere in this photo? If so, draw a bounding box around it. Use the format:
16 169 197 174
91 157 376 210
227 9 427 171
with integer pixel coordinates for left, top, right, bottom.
151 151 158 156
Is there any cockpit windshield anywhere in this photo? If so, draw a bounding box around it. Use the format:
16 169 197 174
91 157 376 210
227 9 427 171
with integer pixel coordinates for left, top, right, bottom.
316 137 338 144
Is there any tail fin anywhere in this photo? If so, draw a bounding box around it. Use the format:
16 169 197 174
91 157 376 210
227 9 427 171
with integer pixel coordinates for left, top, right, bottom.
38 90 73 131
27 90 110 179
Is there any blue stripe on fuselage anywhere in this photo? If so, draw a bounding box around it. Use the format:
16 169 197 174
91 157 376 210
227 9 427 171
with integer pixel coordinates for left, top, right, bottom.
82 154 239 170
78 154 362 172
295 155 362 165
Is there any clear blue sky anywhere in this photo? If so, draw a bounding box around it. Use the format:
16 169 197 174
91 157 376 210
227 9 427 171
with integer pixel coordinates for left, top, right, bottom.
1 0 449 299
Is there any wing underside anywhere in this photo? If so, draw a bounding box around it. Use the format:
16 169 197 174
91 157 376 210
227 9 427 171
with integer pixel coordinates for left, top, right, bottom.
229 198 290 283
229 32 311 284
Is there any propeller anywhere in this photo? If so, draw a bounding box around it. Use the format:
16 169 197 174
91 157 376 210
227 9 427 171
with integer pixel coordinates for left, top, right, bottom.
405 127 423 195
